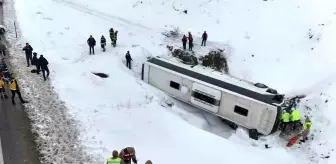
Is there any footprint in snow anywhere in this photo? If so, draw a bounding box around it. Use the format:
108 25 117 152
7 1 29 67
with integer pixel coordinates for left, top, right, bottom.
36 11 43 15
42 17 53 21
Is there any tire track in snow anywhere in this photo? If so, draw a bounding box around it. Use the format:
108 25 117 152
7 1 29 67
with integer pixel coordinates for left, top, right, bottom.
53 0 153 32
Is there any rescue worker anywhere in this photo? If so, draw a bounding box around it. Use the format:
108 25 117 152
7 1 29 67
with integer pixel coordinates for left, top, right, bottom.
145 160 153 164
39 55 50 81
32 52 40 74
0 76 8 99
125 51 132 69
106 150 122 164
112 30 118 47
87 35 96 55
101 35 107 52
181 35 187 50
291 108 301 131
301 118 312 143
188 32 193 51
109 28 115 45
119 147 137 164
201 31 207 46
22 43 33 67
281 110 290 132
9 76 27 104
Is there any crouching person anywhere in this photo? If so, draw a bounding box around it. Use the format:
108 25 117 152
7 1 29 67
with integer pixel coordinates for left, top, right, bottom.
107 150 122 164
32 52 40 74
119 147 137 164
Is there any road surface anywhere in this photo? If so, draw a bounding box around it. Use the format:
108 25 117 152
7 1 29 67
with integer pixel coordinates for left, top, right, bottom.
0 1 41 164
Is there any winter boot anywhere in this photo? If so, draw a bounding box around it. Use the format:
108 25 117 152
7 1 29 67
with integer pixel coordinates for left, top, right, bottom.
12 100 15 104
1 95 3 99
4 95 8 99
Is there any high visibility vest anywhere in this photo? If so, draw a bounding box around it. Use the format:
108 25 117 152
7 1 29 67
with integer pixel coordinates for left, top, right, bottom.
10 80 17 90
304 121 312 130
291 109 300 121
0 79 4 88
107 157 121 164
281 112 290 123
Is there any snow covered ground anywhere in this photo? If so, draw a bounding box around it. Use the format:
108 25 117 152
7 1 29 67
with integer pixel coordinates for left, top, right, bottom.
3 0 336 163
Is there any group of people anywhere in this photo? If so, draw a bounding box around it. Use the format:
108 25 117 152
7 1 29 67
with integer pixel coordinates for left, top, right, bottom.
280 107 312 143
23 43 50 81
86 28 119 55
106 147 152 164
0 64 28 104
86 29 133 70
181 31 208 51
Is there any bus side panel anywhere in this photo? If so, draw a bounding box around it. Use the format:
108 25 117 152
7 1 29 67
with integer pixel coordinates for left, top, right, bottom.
148 66 189 102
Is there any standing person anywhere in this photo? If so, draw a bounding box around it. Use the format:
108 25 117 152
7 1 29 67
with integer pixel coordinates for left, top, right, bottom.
119 147 137 164
9 76 27 104
22 43 33 67
201 31 208 46
87 35 96 55
101 35 107 52
300 118 312 143
109 28 115 45
0 41 6 56
39 55 50 81
125 51 132 69
188 32 193 51
112 30 118 47
181 35 187 50
291 108 301 131
106 150 122 164
32 52 40 74
0 76 8 99
280 110 290 133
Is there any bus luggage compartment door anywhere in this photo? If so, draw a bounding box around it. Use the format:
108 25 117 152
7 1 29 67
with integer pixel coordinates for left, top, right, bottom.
190 83 221 113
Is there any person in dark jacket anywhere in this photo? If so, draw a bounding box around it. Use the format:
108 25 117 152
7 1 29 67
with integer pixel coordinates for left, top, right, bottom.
188 32 193 51
100 35 106 52
201 31 208 46
125 51 132 69
22 43 33 66
39 55 49 81
87 35 96 55
32 52 40 74
119 147 137 164
182 35 187 50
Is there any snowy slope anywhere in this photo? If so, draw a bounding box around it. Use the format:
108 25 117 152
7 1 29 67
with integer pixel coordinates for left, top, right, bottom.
3 0 336 163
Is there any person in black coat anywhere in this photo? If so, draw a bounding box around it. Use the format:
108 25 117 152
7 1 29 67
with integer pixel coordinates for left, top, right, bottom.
100 35 106 52
39 55 49 81
87 35 96 55
22 43 33 66
32 52 40 74
125 51 132 69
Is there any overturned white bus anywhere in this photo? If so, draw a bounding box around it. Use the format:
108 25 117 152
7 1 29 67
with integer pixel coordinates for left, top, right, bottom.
141 56 284 138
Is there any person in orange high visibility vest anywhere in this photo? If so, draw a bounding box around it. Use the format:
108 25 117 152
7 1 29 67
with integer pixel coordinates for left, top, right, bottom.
0 76 8 99
9 76 27 104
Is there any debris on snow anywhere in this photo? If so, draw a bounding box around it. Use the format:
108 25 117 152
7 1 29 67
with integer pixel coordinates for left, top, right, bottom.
199 49 229 73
